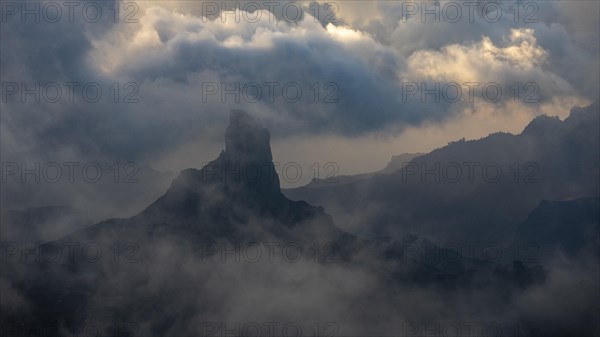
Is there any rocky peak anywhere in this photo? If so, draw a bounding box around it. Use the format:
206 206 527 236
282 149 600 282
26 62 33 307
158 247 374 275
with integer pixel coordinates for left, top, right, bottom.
145 110 284 218
521 114 562 137
224 109 273 165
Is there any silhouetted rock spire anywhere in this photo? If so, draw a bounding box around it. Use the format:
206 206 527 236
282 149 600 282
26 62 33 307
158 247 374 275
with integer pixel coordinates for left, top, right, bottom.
143 110 292 219
224 109 273 165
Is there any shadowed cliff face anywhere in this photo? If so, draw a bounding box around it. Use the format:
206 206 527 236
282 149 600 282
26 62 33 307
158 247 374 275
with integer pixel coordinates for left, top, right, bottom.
134 110 335 240
56 110 342 246
225 110 275 166
215 108 281 195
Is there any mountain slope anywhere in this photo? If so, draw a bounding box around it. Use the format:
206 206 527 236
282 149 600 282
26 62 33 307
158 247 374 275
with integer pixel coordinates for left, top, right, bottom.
517 197 600 260
284 102 600 242
2 109 594 337
0 206 93 242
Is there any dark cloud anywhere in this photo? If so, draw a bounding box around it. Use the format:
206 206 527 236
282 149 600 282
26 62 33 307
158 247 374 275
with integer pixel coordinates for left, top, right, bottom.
1 0 598 211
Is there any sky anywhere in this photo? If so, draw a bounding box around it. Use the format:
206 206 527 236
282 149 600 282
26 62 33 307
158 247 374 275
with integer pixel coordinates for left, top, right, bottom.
1 0 599 186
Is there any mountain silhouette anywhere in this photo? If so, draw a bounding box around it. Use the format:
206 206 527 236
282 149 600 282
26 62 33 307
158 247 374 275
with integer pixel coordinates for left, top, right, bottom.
142 110 322 225
284 102 600 243
517 197 600 260
4 110 358 333
3 108 594 337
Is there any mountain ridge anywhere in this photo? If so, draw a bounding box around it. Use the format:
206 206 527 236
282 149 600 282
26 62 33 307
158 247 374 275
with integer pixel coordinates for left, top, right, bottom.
283 101 600 242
